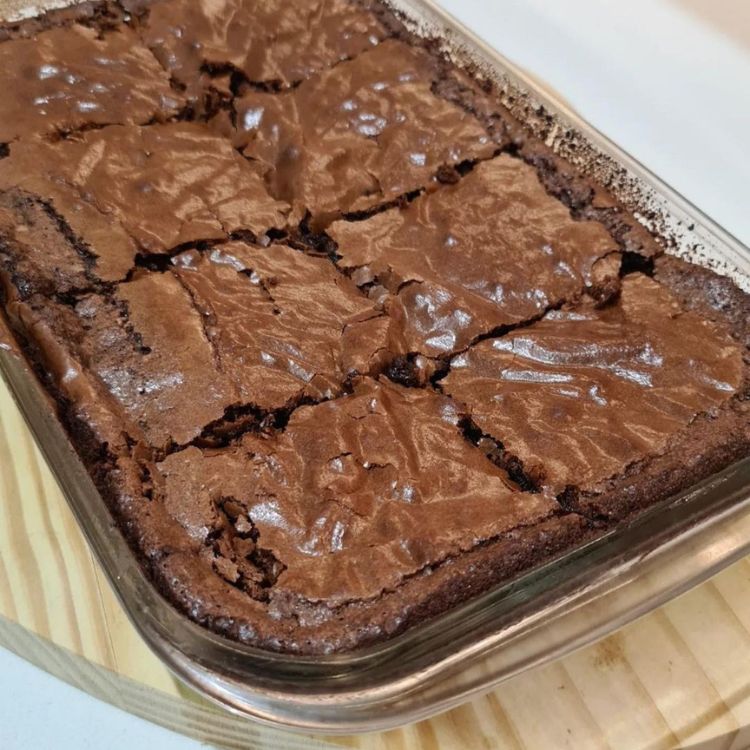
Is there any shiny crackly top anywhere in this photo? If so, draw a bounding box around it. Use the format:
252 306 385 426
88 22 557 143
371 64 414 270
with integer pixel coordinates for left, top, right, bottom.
0 0 746 652
443 274 745 496
0 123 290 282
329 155 620 357
231 39 496 220
12 242 401 449
0 25 183 143
156 377 559 603
141 0 388 94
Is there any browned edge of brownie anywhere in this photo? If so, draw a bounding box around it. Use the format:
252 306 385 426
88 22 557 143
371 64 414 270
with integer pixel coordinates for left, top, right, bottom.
562 256 750 521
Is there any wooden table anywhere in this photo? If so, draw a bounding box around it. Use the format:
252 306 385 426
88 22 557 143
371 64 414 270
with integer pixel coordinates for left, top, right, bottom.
3 377 750 750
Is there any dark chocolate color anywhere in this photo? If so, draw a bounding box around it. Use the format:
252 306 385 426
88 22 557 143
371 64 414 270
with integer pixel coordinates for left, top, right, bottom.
231 39 496 222
330 155 620 357
0 25 182 143
0 0 747 654
5 240 400 450
443 274 745 499
140 0 389 96
0 123 290 284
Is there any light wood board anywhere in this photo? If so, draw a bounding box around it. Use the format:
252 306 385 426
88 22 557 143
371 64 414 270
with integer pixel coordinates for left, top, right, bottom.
3 376 750 750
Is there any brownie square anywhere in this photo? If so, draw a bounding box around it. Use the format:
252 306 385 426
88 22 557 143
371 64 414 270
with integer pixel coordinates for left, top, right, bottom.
0 123 290 291
155 377 563 606
231 39 497 221
442 273 748 515
0 24 183 143
6 240 400 450
330 155 620 358
171 242 400 409
138 0 389 97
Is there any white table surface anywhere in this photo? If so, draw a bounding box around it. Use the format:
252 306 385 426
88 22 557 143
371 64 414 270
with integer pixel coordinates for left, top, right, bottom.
2 1 749 747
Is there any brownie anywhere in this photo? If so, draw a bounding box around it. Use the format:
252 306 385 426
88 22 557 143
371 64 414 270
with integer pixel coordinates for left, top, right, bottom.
0 24 183 144
156 379 562 602
136 0 390 102
122 376 588 652
0 123 290 291
230 39 497 222
442 273 749 517
5 241 401 451
0 0 748 655
329 155 620 359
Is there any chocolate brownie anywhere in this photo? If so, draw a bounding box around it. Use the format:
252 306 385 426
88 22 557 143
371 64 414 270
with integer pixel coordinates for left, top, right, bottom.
329 155 620 359
137 0 390 95
157 379 562 603
0 0 748 654
0 123 290 291
230 39 497 222
442 273 749 517
5 241 401 451
0 24 183 143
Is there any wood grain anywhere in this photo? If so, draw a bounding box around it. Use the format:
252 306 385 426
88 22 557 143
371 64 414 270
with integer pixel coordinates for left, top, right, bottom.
2 375 750 750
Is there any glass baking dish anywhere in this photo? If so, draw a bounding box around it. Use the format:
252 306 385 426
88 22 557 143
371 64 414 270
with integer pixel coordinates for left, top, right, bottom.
1 0 749 734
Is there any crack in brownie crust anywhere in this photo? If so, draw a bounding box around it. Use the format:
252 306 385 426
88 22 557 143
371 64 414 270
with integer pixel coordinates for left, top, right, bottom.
0 0 748 654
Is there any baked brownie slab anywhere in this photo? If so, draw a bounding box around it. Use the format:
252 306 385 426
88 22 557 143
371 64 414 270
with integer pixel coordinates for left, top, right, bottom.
442 273 748 515
0 24 183 143
0 0 748 655
137 0 389 97
0 123 290 290
231 39 497 222
329 154 620 358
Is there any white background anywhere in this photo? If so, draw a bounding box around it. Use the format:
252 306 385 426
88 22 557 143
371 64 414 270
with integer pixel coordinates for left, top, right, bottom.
2 1 749 747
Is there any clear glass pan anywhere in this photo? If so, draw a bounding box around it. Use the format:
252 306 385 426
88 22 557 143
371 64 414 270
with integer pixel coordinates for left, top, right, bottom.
1 0 749 735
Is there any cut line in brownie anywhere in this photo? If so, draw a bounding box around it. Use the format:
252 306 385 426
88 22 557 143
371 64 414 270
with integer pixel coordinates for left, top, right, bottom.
0 24 184 144
133 0 391 102
3 239 404 451
442 273 748 519
229 39 498 224
329 154 621 360
0 122 291 292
